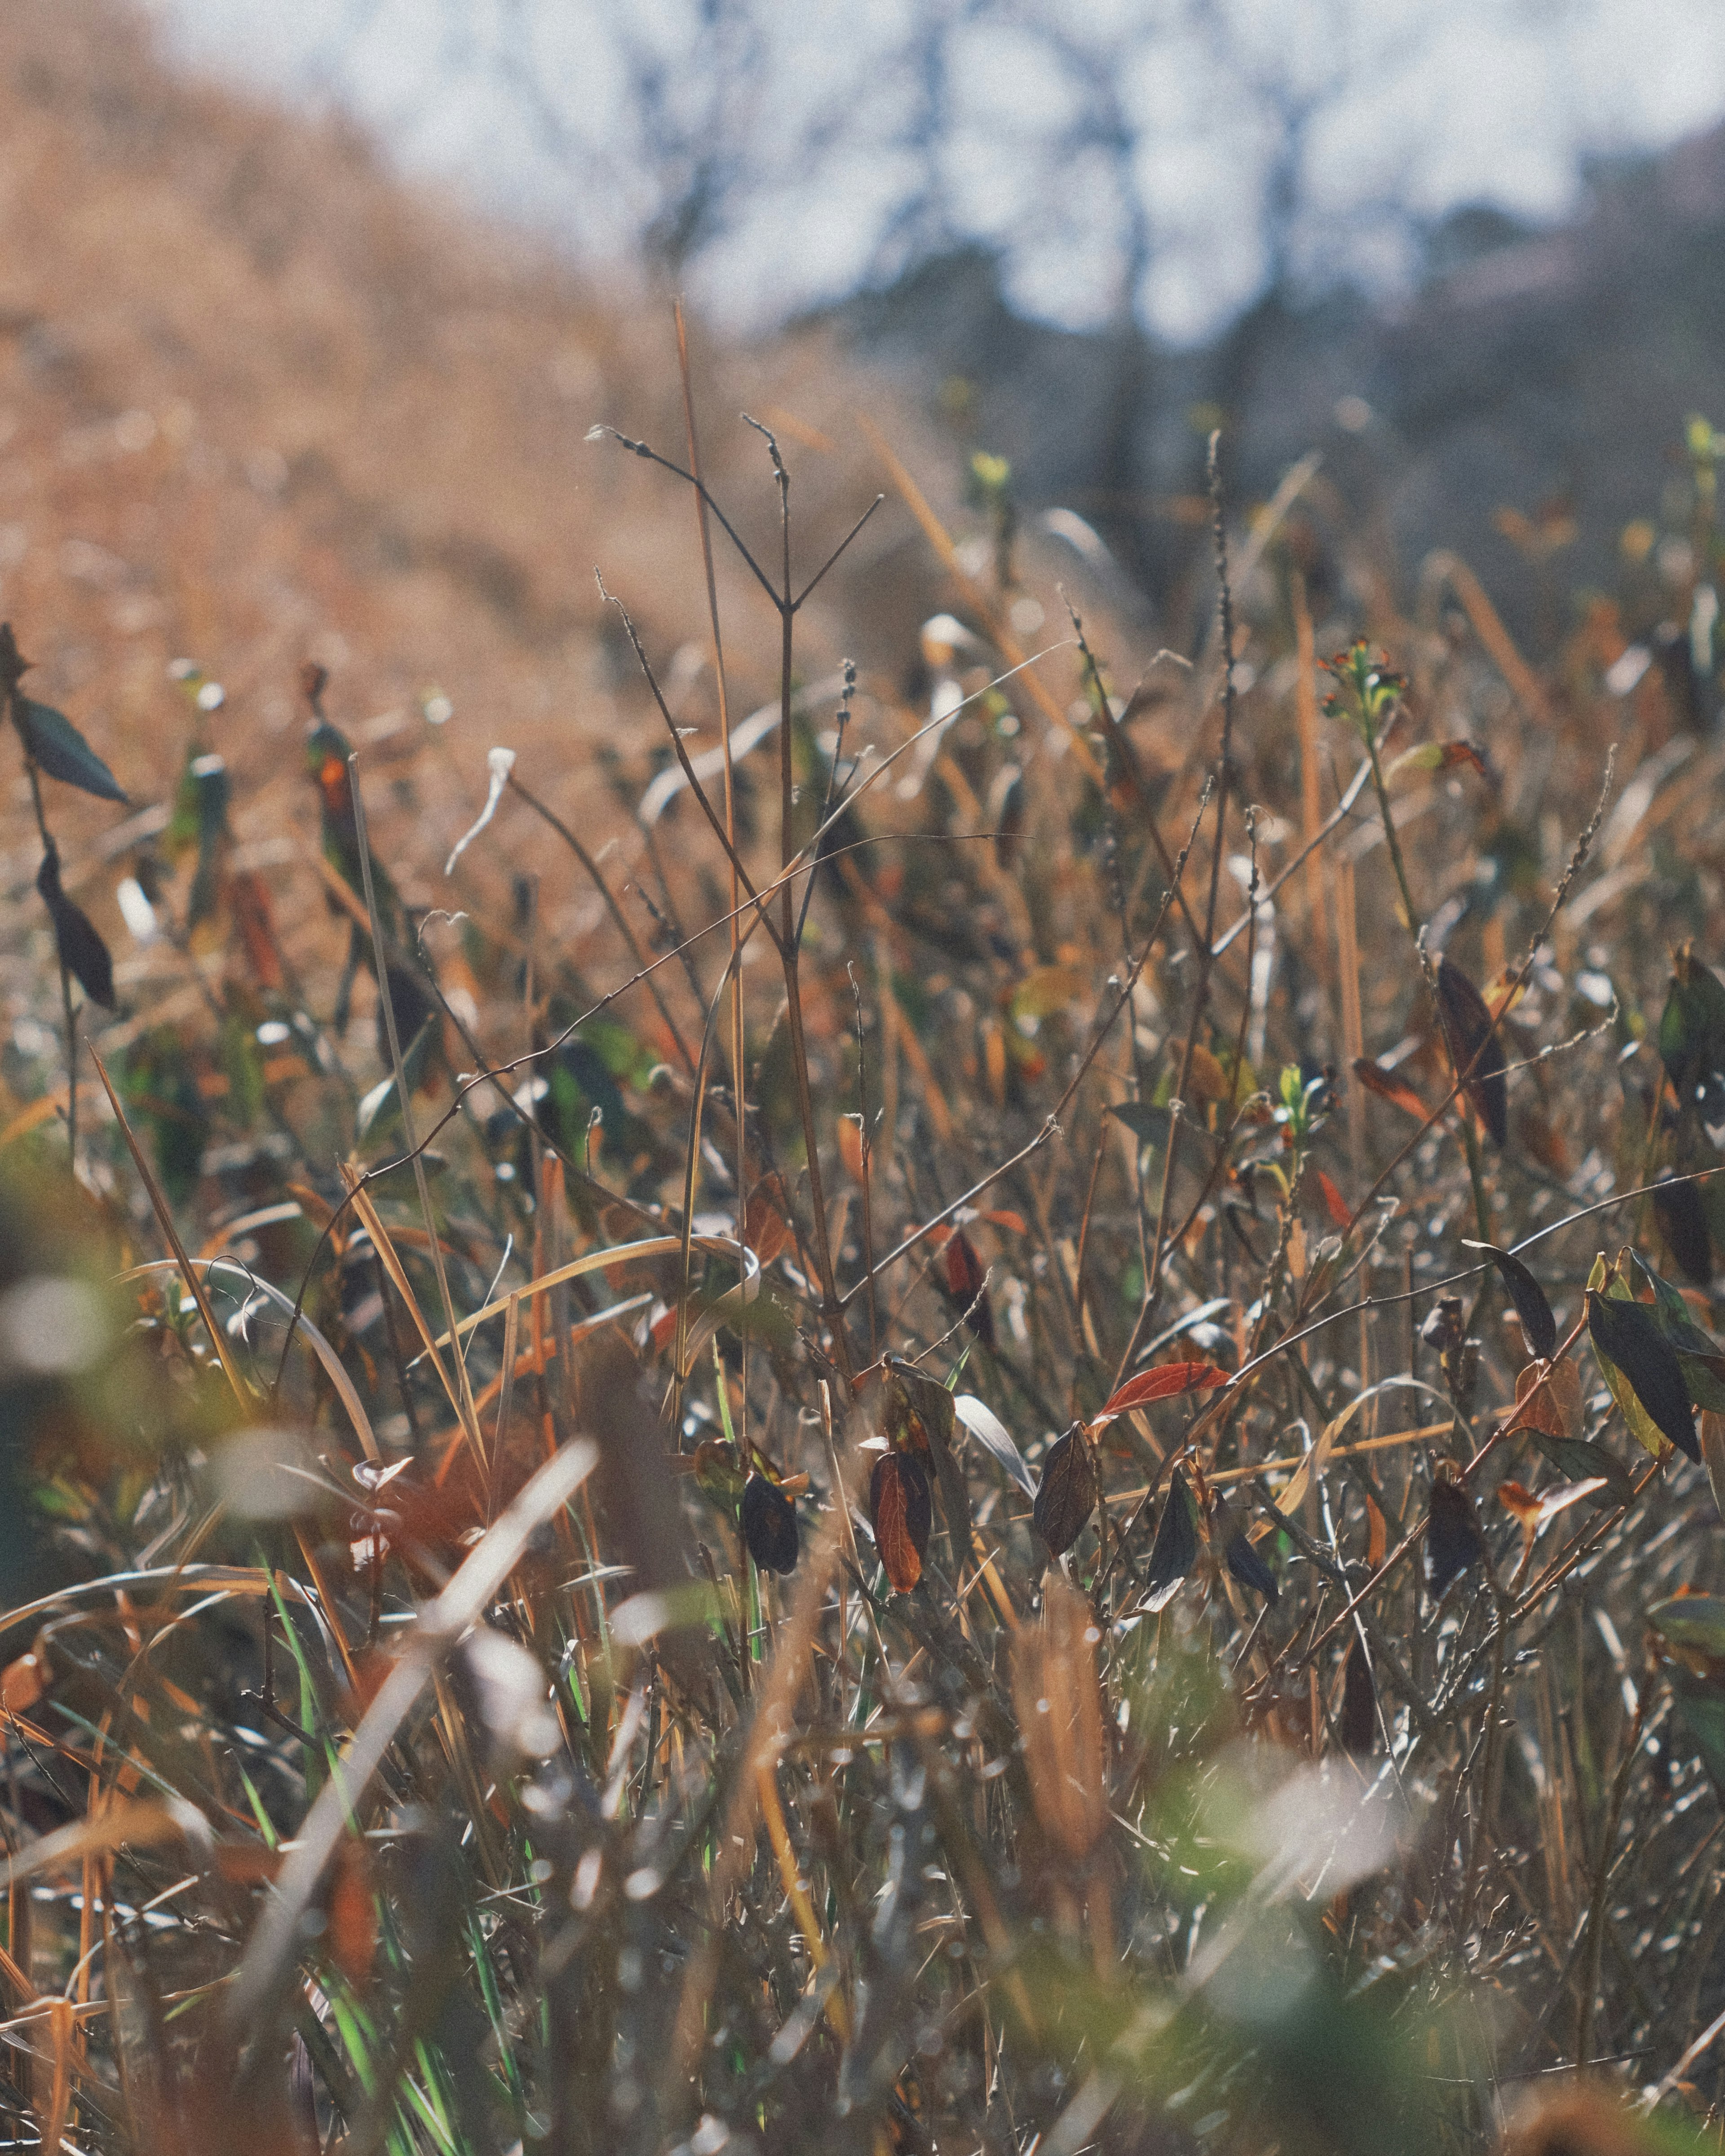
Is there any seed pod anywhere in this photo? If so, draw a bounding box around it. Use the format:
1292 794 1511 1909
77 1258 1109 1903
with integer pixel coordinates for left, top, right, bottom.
740 1474 799 1575
1032 1425 1097 1558
870 1453 932 1593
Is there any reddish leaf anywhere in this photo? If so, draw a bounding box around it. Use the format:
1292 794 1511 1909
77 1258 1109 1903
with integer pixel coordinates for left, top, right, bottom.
1032 1426 1097 1556
1098 1362 1229 1421
870 1453 931 1593
1352 1056 1430 1122
1314 1169 1353 1232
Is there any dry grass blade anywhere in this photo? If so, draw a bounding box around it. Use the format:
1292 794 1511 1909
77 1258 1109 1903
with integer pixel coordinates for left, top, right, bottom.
225 1437 597 2031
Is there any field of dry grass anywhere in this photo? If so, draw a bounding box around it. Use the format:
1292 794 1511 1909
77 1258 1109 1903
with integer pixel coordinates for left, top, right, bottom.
1 6 1725 2156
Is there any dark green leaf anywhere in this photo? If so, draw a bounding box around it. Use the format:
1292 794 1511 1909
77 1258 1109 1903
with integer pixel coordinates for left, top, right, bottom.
1522 1430 1637 1507
1341 1635 1376 1755
740 1475 798 1575
1224 1522 1279 1604
1653 1178 1713 1284
1032 1425 1097 1558
1666 1666 1725 1789
1648 1594 1725 1661
1141 1470 1197 1611
1463 1240 1556 1359
36 845 114 1008
1426 1477 1483 1597
1435 956 1507 1147
1659 945 1725 1118
16 700 127 802
1587 1290 1699 1462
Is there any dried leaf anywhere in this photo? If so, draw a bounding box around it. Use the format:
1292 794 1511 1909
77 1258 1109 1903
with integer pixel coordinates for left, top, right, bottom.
1032 1426 1097 1557
1464 1241 1557 1359
1587 1290 1699 1462
1340 1634 1376 1755
327 1834 376 1991
0 1648 44 1715
870 1452 931 1593
740 1473 799 1575
1141 1470 1198 1611
743 1175 792 1265
1352 1056 1431 1122
1512 1356 1583 1439
1426 1476 1484 1597
953 1394 1035 1496
1435 955 1508 1147
1098 1361 1229 1421
836 1113 866 1185
942 1226 995 1349
1010 1580 1106 1860
1315 1169 1353 1232
228 869 284 991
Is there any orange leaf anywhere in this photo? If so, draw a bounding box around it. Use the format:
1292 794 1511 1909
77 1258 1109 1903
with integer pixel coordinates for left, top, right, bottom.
1 1649 44 1715
228 869 284 991
328 1834 377 1990
1314 1169 1352 1232
836 1114 866 1185
1352 1056 1431 1122
870 1453 931 1593
1512 1357 1582 1440
743 1175 792 1265
1365 1492 1387 1570
1098 1362 1229 1420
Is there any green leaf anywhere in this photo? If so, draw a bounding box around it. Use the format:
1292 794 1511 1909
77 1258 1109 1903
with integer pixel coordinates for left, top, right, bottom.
1587 1290 1699 1462
1522 1430 1637 1507
16 700 127 802
1649 1594 1725 1660
1659 945 1725 1118
1462 1240 1556 1359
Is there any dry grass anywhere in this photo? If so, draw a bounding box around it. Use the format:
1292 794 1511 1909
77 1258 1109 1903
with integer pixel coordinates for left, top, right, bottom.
0 7 1722 2156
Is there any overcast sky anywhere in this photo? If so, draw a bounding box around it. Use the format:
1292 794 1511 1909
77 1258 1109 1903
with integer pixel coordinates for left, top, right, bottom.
143 0 1725 344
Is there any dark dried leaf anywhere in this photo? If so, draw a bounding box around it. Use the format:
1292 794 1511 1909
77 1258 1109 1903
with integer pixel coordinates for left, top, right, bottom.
1587 1290 1699 1462
870 1452 931 1593
942 1227 995 1349
1523 1431 1637 1508
1654 1178 1713 1285
1463 1240 1557 1359
1426 1476 1484 1598
1221 1506 1279 1604
740 1474 799 1575
36 845 114 1009
1032 1425 1097 1558
1141 1470 1198 1612
1435 956 1508 1147
1341 1633 1376 1755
